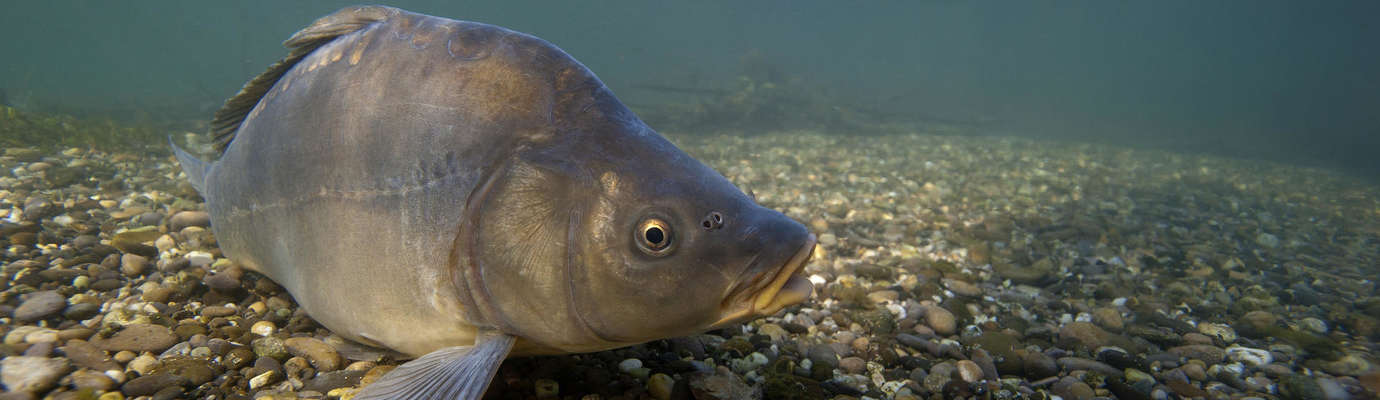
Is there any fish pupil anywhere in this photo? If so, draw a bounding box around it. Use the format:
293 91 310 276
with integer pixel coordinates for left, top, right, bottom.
645 226 665 245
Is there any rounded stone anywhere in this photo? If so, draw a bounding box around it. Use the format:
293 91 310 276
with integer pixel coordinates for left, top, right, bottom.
120 253 149 277
92 324 180 353
0 356 71 393
252 337 289 360
1023 351 1060 379
121 373 188 397
924 306 957 336
647 374 673 400
128 354 160 376
284 337 343 372
14 290 67 322
168 211 211 231
839 357 866 374
955 359 984 383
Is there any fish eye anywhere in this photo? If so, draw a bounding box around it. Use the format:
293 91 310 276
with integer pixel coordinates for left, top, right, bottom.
635 218 674 256
701 211 724 230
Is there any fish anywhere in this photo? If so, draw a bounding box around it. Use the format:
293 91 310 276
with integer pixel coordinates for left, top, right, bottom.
171 5 816 400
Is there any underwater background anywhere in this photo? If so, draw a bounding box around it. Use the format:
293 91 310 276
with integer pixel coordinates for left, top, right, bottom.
3 0 1379 178
2 1 1379 400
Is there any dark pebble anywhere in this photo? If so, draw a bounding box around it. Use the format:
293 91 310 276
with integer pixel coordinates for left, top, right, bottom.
807 344 839 369
122 373 189 396
204 272 242 292
1097 347 1150 371
136 212 164 227
1023 352 1059 379
152 385 185 400
225 347 257 370
821 379 863 396
71 234 100 248
155 357 218 385
90 278 124 291
63 303 101 321
1057 357 1123 378
781 322 808 334
304 370 365 392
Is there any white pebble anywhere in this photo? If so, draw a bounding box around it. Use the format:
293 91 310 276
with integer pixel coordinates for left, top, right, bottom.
617 358 643 374
251 321 276 336
186 251 214 267
1226 346 1273 367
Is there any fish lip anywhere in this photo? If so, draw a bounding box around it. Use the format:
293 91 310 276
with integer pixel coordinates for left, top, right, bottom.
712 233 817 328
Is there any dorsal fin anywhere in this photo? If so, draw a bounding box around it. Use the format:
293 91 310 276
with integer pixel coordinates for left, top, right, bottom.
209 6 399 154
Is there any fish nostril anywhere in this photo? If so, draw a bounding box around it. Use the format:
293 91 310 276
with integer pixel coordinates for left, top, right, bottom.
701 211 724 230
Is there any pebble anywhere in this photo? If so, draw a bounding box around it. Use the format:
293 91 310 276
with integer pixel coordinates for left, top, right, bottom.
757 323 788 342
942 278 982 297
70 369 117 391
955 359 984 383
121 373 188 397
1225 346 1272 367
1196 322 1236 343
168 210 211 231
0 356 71 393
1057 357 1123 377
1181 363 1208 381
128 354 160 375
1169 344 1226 364
688 367 757 400
1052 376 1095 400
60 340 122 371
807 343 839 369
1320 352 1373 377
185 251 215 267
252 320 277 336
647 373 673 400
120 253 149 276
1058 322 1112 352
924 305 956 336
1300 317 1329 334
253 336 289 360
284 337 343 371
1092 307 1124 332
839 356 866 374
200 305 237 318
63 302 101 320
618 358 643 374
13 290 66 322
249 370 279 390
1023 351 1060 379
92 324 180 353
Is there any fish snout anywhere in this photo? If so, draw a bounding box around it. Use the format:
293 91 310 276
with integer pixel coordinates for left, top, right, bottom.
713 209 817 327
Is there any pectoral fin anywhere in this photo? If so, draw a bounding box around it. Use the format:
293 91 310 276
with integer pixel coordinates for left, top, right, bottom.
353 330 516 400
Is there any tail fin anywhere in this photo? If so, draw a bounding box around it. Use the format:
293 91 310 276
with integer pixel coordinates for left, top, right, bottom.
170 136 211 193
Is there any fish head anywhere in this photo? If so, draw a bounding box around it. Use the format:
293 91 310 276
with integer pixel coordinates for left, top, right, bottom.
464 117 815 353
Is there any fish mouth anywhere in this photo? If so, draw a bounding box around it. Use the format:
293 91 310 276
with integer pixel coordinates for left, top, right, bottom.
712 233 817 328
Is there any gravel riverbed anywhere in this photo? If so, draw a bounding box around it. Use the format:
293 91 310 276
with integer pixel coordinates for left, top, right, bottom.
1 131 1377 400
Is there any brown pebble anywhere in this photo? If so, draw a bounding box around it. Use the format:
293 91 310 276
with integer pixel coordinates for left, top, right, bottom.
168 210 211 231
956 359 984 383
91 324 180 353
839 356 867 374
284 337 343 372
200 305 237 318
924 305 956 336
120 253 149 277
